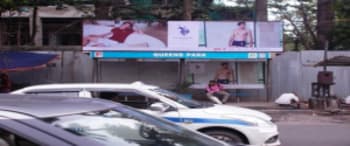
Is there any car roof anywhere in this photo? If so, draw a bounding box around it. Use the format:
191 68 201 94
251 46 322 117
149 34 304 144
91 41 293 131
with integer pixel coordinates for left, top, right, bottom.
0 94 118 118
12 82 159 93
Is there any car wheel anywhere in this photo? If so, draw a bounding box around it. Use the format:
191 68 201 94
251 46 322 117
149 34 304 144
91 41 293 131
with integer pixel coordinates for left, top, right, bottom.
203 130 245 145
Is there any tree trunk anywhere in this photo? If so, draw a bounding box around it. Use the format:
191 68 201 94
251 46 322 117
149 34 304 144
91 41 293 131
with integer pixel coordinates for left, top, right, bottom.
255 0 267 21
183 0 192 20
94 0 112 19
317 0 334 49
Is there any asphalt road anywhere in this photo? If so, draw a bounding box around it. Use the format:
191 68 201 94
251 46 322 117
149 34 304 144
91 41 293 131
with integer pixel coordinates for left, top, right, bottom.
278 122 350 146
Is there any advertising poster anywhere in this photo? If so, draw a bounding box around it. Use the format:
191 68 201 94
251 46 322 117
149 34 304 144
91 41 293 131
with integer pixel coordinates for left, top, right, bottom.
83 20 283 53
205 21 255 51
167 21 203 48
256 21 283 51
83 20 167 51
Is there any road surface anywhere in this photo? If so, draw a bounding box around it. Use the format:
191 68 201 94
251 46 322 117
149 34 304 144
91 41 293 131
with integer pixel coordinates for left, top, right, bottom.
278 122 350 146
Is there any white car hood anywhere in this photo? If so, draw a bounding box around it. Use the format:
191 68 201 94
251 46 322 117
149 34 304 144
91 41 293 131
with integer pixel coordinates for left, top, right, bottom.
203 104 272 121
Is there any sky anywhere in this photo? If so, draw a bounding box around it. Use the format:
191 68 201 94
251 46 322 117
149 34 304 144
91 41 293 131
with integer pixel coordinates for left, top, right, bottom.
213 0 300 21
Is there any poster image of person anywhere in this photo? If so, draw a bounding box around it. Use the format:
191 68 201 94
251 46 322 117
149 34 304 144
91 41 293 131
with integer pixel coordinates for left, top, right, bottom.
205 21 255 51
83 20 167 51
228 21 254 48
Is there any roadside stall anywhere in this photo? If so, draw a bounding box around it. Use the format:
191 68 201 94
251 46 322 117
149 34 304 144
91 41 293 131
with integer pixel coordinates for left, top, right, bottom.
84 20 283 102
312 55 350 111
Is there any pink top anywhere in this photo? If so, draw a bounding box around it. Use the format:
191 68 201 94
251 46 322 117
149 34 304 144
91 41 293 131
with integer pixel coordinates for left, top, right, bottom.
206 84 223 93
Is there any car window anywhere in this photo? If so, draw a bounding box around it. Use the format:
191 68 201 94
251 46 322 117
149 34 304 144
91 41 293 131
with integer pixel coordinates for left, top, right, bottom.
96 91 159 109
47 105 225 146
27 91 80 97
150 88 213 108
0 128 39 146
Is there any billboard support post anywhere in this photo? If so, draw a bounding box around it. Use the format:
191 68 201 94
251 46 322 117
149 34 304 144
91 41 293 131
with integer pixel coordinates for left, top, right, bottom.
92 58 98 82
265 59 271 102
178 58 185 87
323 41 329 71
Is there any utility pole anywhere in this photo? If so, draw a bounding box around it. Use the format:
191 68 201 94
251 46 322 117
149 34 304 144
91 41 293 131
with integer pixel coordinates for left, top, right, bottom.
317 0 334 50
323 41 329 71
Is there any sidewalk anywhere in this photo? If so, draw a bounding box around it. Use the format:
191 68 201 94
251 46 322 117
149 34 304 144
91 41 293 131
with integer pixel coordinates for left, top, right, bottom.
227 102 350 123
227 102 310 111
227 101 350 113
227 102 282 110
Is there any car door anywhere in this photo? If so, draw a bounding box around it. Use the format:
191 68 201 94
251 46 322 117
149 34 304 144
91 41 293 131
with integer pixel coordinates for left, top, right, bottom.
0 116 72 146
0 111 104 146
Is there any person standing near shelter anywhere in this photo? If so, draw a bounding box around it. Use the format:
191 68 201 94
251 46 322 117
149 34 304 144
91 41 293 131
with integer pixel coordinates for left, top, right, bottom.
206 80 230 104
0 73 11 93
215 62 234 84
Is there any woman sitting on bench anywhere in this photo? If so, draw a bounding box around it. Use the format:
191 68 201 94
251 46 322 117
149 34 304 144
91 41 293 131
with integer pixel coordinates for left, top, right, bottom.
206 80 230 104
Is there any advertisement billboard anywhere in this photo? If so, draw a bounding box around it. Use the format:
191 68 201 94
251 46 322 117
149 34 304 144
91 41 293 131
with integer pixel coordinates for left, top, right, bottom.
83 20 283 52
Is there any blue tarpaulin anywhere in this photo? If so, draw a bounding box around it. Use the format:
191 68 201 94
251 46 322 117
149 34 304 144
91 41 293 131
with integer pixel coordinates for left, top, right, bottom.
0 51 58 71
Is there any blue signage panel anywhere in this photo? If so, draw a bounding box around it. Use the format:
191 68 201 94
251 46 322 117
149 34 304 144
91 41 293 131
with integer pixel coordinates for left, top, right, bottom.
90 51 271 59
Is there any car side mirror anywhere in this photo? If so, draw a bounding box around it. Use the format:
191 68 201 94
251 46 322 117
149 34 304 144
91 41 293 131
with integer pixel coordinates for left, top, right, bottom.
150 102 169 112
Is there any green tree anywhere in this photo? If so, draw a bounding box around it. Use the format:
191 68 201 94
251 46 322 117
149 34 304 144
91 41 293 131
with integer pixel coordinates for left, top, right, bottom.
332 0 350 50
269 0 318 50
0 0 34 16
210 0 254 20
269 0 350 51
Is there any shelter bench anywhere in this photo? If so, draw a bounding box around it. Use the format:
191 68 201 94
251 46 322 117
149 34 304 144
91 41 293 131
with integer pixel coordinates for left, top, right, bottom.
189 84 265 102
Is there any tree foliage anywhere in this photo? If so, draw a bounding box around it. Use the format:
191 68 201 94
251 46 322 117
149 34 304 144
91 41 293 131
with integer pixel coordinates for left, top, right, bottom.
101 0 254 20
269 0 317 51
269 0 349 51
0 0 92 15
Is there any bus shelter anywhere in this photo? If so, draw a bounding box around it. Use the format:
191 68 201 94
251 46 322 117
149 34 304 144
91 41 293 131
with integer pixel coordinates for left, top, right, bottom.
84 20 282 102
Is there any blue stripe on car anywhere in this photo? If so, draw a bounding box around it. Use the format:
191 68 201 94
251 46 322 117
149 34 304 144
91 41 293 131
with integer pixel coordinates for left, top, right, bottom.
163 117 254 126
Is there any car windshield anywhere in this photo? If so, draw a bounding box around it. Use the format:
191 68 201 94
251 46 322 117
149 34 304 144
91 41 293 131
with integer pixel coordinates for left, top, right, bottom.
150 88 214 108
46 104 224 146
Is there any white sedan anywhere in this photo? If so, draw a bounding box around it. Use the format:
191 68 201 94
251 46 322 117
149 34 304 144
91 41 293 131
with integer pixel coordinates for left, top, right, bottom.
12 82 281 146
0 94 227 146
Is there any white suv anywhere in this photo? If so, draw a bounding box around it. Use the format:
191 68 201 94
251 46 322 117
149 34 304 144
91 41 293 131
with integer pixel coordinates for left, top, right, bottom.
12 82 280 146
